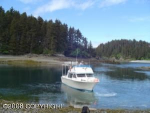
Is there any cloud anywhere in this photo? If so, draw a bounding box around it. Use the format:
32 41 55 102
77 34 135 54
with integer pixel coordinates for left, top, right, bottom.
34 0 73 17
33 0 95 17
76 1 95 10
19 0 41 4
100 0 127 7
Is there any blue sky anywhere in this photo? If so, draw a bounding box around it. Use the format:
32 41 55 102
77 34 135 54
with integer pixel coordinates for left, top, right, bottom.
1 0 150 47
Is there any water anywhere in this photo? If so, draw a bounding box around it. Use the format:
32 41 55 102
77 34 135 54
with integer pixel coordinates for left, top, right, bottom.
0 63 150 109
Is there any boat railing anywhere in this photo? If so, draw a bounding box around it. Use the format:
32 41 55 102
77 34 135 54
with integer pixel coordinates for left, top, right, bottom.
62 63 74 76
62 64 69 76
73 65 91 68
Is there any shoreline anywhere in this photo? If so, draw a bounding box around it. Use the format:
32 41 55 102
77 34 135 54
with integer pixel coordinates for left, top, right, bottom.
0 100 150 113
0 54 64 64
0 54 121 67
130 60 150 63
0 54 73 67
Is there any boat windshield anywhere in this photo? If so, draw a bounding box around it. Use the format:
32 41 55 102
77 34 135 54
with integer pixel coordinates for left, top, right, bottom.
68 73 73 78
86 74 93 77
77 74 85 77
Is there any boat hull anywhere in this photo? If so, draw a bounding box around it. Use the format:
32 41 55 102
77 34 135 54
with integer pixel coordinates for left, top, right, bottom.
61 76 97 91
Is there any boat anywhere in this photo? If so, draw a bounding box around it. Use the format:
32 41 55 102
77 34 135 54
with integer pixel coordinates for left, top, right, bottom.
61 61 99 91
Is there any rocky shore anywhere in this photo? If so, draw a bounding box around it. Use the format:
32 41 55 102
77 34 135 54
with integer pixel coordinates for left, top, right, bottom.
0 100 150 113
139 66 150 70
0 105 150 113
0 54 121 67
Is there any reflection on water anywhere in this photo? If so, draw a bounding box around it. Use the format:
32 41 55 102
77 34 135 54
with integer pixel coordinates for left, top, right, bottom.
115 63 150 68
61 84 97 107
0 63 150 109
0 65 62 101
93 63 150 109
135 70 150 76
0 66 61 88
93 63 150 81
106 68 150 81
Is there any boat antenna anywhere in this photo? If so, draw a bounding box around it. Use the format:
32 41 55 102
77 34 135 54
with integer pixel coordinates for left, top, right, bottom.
89 55 91 66
76 48 78 64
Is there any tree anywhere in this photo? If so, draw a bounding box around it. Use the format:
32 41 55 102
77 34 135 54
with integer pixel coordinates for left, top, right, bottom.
9 10 20 54
0 7 92 57
96 39 150 60
0 7 5 53
19 12 28 54
88 41 95 57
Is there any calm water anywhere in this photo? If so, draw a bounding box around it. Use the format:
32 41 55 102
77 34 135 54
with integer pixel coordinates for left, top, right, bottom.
0 63 150 109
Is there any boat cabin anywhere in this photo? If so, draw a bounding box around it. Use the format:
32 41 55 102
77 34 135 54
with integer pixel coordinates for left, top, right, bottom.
62 64 95 79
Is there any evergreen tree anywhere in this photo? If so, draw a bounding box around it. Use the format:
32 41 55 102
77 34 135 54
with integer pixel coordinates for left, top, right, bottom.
96 39 150 60
0 6 91 57
9 10 20 54
88 41 95 57
19 12 28 54
0 7 5 53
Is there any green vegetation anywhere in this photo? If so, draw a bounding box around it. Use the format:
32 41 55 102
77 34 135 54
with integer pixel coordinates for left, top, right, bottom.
140 66 150 70
96 39 150 60
0 7 95 57
1 7 150 60
0 59 42 66
7 60 41 66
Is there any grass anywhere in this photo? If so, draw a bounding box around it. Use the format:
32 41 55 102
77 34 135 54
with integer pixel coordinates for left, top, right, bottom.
7 60 41 66
139 66 150 70
0 59 44 67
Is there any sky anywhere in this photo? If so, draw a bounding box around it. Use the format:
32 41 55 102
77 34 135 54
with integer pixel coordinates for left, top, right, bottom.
1 0 150 47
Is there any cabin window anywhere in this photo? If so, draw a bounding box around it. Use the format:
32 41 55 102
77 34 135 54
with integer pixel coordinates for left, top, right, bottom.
68 73 73 78
77 74 85 77
86 74 93 77
73 74 76 78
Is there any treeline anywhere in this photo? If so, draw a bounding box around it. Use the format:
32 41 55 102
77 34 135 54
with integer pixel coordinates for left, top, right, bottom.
0 7 95 57
96 39 150 60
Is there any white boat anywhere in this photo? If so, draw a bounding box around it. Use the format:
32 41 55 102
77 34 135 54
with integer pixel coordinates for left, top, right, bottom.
61 62 99 91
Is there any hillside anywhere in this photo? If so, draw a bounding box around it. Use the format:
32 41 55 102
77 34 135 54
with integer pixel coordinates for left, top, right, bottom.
96 39 150 60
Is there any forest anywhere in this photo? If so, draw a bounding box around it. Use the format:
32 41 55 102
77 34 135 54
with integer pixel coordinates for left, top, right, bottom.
96 39 150 60
0 7 95 57
1 7 150 60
